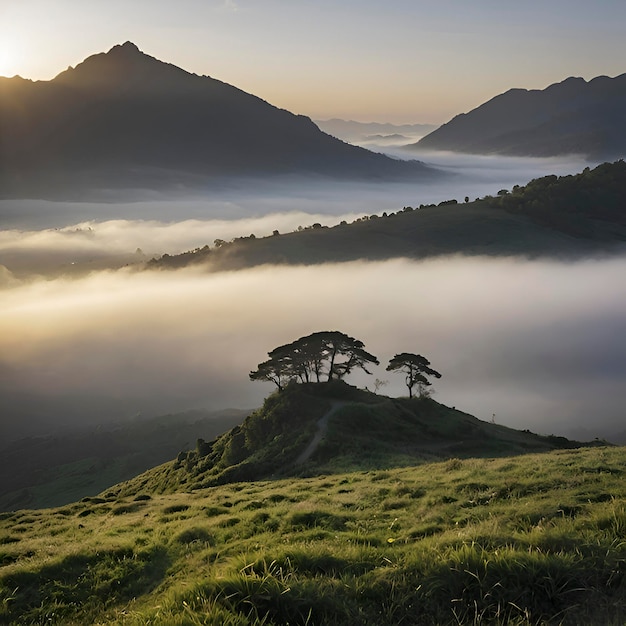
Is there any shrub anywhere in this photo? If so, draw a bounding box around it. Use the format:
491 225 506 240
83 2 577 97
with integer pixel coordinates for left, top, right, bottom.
286 510 350 531
174 527 214 545
162 504 190 514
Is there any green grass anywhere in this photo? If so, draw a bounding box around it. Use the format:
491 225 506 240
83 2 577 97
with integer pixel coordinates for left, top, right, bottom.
110 382 593 500
1 446 626 624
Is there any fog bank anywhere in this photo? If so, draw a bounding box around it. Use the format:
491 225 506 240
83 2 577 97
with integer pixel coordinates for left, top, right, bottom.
0 153 597 276
1 255 625 442
0 154 594 231
0 212 362 276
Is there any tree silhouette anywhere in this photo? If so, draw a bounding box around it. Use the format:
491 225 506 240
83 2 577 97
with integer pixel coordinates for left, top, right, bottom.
386 353 441 398
249 358 292 391
250 331 379 390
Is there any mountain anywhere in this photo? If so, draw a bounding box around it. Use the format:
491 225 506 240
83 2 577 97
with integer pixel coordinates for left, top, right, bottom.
112 381 597 499
412 74 626 158
0 42 433 197
148 161 626 272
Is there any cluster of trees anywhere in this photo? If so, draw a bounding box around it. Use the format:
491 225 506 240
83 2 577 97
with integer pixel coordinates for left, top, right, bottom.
249 331 379 390
490 160 626 231
250 331 441 398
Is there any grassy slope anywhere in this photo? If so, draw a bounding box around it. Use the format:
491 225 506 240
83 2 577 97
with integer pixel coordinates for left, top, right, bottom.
149 161 626 273
1 446 625 625
112 381 589 500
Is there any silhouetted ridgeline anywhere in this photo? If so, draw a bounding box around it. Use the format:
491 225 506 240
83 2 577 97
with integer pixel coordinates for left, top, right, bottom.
148 161 626 270
413 73 626 158
0 42 435 198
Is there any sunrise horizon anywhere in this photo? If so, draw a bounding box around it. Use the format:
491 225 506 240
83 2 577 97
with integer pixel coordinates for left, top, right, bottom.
3 1 626 124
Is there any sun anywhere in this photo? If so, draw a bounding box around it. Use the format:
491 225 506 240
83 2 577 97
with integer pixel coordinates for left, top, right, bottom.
0 42 20 77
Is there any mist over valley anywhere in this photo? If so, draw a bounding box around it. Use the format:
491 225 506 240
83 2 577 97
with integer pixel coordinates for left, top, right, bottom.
1 45 624 470
2 154 625 450
2 252 625 445
0 152 598 278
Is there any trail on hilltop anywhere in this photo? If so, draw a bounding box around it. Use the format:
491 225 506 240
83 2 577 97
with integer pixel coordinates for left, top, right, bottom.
295 400 348 465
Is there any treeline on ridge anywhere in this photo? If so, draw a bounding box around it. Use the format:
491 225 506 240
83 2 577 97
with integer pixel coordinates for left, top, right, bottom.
147 160 626 271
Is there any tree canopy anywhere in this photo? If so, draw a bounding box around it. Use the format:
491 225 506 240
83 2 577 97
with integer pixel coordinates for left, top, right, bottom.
250 331 379 390
386 353 441 398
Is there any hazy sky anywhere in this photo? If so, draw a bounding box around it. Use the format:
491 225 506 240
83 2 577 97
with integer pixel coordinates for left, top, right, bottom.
2 0 626 123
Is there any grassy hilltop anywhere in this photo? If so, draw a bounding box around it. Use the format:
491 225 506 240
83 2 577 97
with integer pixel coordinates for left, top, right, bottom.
2 382 624 625
114 381 589 498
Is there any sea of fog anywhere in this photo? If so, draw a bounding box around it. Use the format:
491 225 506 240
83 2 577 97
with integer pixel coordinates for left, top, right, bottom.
2 153 624 443
0 153 595 274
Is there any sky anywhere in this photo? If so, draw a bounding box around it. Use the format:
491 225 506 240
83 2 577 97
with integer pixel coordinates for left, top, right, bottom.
2 0 626 123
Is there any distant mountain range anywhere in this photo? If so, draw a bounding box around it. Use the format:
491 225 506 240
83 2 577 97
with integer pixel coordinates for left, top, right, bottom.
315 119 438 146
0 42 433 197
413 74 626 158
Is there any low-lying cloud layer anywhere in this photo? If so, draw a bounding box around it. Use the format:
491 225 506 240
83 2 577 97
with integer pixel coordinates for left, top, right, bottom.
0 212 362 276
2 255 625 442
0 153 597 277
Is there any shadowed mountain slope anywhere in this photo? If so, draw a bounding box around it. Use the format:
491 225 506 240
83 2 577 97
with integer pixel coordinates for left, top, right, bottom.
0 409 248 512
112 381 598 499
0 42 433 197
413 74 626 158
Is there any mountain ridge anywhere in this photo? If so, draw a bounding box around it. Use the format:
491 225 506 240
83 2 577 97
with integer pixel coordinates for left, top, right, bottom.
0 42 434 198
147 160 626 273
413 73 626 158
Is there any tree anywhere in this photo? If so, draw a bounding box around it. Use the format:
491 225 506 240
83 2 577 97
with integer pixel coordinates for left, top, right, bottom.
386 353 441 399
325 331 379 380
250 330 379 390
249 357 292 391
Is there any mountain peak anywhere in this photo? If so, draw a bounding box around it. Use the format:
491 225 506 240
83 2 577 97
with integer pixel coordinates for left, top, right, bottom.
111 41 141 54
1 43 433 194
53 40 192 93
102 41 144 60
415 71 626 158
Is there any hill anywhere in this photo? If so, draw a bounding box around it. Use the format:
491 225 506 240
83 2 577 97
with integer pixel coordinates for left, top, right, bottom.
0 42 434 198
112 381 598 500
148 160 626 272
0 409 247 513
1 440 624 624
412 74 626 158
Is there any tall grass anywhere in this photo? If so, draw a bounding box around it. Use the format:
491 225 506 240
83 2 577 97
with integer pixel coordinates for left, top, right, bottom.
1 446 625 624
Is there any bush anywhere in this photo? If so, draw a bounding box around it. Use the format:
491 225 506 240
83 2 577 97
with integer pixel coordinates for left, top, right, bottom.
174 527 214 545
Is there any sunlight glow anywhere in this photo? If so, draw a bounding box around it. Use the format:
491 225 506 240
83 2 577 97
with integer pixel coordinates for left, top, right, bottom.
0 41 19 77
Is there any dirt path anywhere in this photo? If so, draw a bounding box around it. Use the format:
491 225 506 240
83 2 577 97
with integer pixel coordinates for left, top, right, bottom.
295 400 348 465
